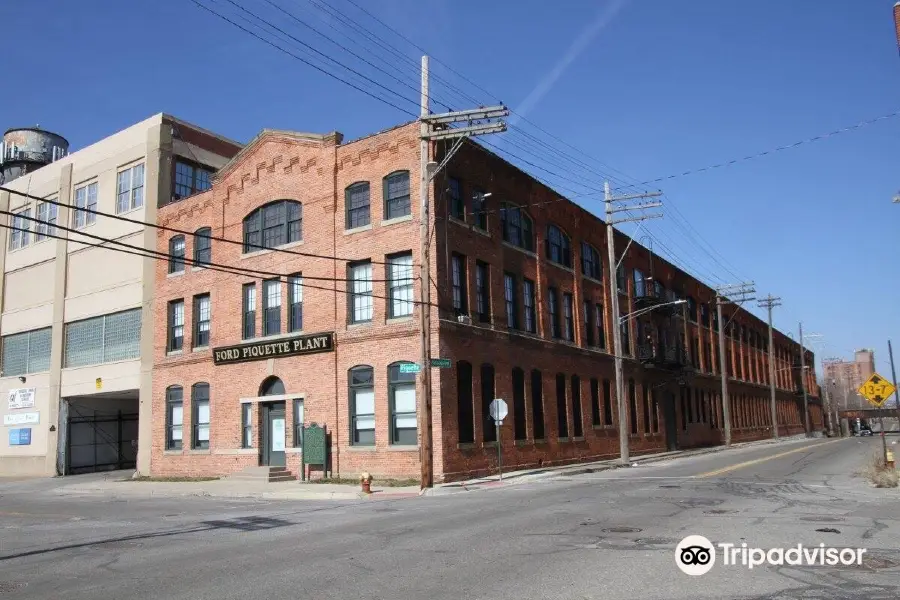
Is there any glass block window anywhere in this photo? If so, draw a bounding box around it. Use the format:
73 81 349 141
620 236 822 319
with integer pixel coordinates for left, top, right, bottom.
64 309 141 368
1 327 51 377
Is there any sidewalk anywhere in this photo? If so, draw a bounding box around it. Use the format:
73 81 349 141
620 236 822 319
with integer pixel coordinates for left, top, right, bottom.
424 433 818 496
50 434 818 502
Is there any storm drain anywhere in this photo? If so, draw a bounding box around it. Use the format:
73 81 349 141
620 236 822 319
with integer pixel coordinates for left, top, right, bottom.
602 526 642 533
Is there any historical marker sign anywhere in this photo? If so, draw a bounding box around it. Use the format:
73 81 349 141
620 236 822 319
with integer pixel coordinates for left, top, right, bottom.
858 373 896 408
301 423 328 481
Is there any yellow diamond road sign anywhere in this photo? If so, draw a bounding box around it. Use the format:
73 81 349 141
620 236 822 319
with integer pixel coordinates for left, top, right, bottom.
857 373 896 408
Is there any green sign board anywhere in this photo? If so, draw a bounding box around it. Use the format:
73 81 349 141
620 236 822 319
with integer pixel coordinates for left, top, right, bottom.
430 358 452 368
301 423 328 481
399 363 422 374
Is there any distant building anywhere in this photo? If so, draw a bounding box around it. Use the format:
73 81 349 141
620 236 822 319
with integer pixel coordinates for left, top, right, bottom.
0 114 241 477
823 350 875 409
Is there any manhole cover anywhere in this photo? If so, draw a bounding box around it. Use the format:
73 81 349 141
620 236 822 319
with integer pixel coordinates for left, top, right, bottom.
704 509 736 515
602 526 642 533
0 582 27 593
801 516 845 523
815 527 841 534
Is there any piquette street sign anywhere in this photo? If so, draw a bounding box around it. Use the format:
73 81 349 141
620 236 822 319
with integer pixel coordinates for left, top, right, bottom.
212 332 335 366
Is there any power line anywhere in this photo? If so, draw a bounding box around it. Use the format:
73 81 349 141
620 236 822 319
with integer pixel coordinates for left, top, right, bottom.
0 186 399 266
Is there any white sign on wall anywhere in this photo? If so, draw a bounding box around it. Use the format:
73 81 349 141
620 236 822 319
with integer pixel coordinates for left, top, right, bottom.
7 388 35 410
3 412 39 426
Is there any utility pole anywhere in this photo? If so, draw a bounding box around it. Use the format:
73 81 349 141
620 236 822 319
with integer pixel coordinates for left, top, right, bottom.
889 340 900 428
715 282 756 446
605 181 662 464
799 322 810 436
417 56 508 489
758 294 782 439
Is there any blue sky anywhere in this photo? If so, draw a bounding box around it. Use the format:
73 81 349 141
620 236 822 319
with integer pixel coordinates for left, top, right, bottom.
5 0 900 380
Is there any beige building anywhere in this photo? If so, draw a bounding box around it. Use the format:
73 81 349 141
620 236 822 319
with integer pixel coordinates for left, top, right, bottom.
0 114 240 476
823 349 876 410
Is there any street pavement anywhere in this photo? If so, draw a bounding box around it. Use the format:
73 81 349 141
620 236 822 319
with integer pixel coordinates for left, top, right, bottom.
0 436 898 599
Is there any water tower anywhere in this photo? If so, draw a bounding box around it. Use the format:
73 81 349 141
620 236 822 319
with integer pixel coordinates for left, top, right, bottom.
0 126 69 183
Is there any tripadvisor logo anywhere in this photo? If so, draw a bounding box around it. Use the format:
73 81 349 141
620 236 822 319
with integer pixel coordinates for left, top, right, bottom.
675 536 868 575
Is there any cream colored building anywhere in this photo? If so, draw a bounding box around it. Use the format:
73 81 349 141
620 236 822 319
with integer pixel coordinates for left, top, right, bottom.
0 114 240 476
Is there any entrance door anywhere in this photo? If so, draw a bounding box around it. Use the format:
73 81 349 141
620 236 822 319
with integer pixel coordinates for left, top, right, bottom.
261 402 286 467
663 391 678 451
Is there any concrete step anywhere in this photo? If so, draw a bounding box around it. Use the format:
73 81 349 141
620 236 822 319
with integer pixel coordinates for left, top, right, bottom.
226 466 296 483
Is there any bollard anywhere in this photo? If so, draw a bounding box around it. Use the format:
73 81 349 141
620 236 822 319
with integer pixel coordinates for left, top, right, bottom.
360 471 373 494
887 449 895 470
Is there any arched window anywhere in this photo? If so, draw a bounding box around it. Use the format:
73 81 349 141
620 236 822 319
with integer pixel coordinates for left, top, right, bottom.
165 385 183 450
457 361 474 443
531 369 545 440
481 363 496 442
383 171 411 219
168 235 185 274
194 227 212 266
345 182 371 229
242 200 302 252
512 368 526 441
581 242 601 280
628 378 638 435
571 374 583 437
259 376 285 396
555 373 568 438
348 366 374 445
546 224 571 267
388 362 416 445
500 203 534 252
191 383 210 449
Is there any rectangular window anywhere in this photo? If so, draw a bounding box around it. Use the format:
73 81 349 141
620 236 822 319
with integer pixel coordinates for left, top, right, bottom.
581 242 601 280
556 373 569 438
620 320 631 355
388 253 413 318
571 376 583 437
192 385 210 450
167 300 184 352
350 366 375 445
451 253 467 315
472 190 488 230
35 201 57 241
169 236 186 274
348 261 373 323
64 309 141 368
603 379 613 426
73 182 98 229
643 384 652 434
242 283 256 340
531 369 545 439
687 296 697 322
584 301 595 346
475 261 490 323
1 327 51 377
389 364 417 445
651 389 659 433
548 287 560 338
590 378 601 426
116 163 144 213
523 278 537 333
346 182 371 229
192 294 211 348
628 380 638 435
288 274 303 332
242 403 253 448
513 368 527 441
166 387 183 450
449 177 464 220
616 264 626 294
292 399 304 448
174 160 212 200
263 279 281 336
595 304 606 349
633 269 646 297
194 229 212 266
384 171 411 219
481 364 496 443
562 293 574 341
9 208 31 250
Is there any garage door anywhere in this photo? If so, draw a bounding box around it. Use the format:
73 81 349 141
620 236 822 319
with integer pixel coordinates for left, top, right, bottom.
67 406 138 475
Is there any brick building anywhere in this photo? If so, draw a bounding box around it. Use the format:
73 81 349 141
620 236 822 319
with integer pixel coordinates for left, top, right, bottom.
823 349 876 410
151 121 823 482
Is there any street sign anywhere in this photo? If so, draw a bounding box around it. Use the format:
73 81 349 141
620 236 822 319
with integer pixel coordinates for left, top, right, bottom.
430 358 452 368
399 363 421 374
857 373 896 408
489 398 508 423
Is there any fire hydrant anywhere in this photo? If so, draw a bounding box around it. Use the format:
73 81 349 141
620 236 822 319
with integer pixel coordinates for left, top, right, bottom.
360 472 373 494
887 449 895 470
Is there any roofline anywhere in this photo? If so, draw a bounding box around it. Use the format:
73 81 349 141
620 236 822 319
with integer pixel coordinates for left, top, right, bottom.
214 128 342 181
162 114 244 149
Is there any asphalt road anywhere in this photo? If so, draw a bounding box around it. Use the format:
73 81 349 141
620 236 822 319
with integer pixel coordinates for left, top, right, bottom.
1 436 898 599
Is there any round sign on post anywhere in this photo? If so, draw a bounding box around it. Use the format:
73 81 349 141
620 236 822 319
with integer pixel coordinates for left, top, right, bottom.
489 399 508 423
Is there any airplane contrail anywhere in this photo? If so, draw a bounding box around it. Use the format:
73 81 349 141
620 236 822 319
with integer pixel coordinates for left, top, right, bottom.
510 0 630 125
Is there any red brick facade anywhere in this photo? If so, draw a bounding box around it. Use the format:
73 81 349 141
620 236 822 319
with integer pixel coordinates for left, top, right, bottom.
151 123 823 482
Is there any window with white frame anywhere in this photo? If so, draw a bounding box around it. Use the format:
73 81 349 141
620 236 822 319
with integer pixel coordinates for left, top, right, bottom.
288 274 303 332
193 294 211 348
73 182 98 228
116 163 145 214
388 252 413 318
263 279 281 336
35 201 57 241
389 362 417 445
167 300 184 352
169 236 186 274
8 208 31 250
166 386 183 450
349 365 375 445
242 283 256 340
505 273 518 330
191 383 210 449
241 403 253 448
348 261 373 323
292 399 304 448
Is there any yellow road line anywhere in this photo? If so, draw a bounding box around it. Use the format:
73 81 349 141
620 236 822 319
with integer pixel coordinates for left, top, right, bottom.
693 438 847 479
